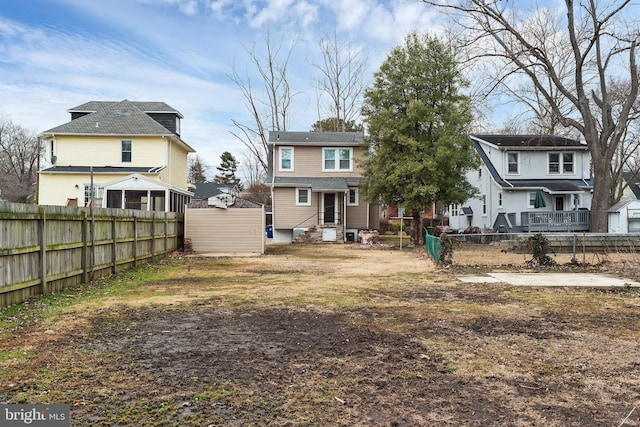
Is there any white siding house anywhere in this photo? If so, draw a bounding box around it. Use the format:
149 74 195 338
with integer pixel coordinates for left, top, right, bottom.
449 135 593 233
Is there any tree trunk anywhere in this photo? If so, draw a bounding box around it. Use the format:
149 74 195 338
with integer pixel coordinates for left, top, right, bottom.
410 209 421 246
590 157 611 233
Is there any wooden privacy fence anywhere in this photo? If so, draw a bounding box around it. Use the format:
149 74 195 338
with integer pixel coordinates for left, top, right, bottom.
0 202 183 308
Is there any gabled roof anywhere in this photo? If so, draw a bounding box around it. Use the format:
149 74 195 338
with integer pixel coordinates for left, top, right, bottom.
42 100 177 136
192 182 225 200
471 134 587 149
471 135 592 193
269 131 363 146
622 171 640 199
69 101 183 118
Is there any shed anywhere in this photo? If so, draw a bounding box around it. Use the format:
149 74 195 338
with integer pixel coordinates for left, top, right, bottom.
185 196 265 254
607 200 640 233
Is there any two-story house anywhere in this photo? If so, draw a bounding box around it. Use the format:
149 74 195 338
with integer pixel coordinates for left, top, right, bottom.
269 131 379 243
448 134 593 233
38 100 195 212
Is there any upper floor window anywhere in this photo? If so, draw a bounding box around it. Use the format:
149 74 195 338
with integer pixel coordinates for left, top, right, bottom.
279 147 293 171
482 195 487 215
498 192 503 208
563 153 574 173
450 203 459 216
507 152 519 174
347 188 359 206
121 140 132 163
323 148 352 171
548 152 574 174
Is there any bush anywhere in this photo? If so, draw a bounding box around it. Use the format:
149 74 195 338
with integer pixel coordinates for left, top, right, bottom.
526 233 556 266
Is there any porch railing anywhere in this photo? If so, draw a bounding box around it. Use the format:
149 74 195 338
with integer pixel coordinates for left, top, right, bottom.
521 210 590 232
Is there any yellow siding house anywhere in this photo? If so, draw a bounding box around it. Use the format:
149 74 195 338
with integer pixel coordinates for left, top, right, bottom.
39 100 195 212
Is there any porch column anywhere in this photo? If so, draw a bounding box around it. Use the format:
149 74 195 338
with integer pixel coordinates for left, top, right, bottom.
165 189 170 212
121 190 125 209
147 190 151 211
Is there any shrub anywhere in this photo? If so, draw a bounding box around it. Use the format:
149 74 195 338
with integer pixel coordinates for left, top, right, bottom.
526 233 556 266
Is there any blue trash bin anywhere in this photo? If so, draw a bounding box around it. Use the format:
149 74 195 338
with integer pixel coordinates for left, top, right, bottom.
266 225 273 238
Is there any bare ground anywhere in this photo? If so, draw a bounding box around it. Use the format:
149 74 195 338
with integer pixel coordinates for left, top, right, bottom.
1 243 640 426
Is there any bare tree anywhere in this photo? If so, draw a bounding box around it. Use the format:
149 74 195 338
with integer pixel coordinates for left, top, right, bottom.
0 117 41 203
312 30 368 132
229 30 297 174
241 150 266 188
423 0 639 232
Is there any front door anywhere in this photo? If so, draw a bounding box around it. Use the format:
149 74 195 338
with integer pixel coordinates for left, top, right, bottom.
324 193 335 224
555 196 564 211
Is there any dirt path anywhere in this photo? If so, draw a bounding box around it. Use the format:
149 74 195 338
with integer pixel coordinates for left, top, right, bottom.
1 244 640 426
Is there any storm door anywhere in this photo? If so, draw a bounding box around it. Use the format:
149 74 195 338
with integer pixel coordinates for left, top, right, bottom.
323 193 335 224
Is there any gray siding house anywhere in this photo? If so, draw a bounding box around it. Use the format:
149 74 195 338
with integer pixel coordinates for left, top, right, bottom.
449 134 593 233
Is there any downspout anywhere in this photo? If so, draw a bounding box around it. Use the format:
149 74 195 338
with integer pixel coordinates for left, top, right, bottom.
343 191 347 242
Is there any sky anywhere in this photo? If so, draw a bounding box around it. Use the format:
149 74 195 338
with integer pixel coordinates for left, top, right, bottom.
0 0 447 180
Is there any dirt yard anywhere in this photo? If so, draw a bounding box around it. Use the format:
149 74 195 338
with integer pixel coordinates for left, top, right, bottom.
1 243 640 426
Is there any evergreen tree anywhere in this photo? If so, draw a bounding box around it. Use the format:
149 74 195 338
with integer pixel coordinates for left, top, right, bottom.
360 31 479 244
188 155 209 184
311 117 363 132
215 151 243 191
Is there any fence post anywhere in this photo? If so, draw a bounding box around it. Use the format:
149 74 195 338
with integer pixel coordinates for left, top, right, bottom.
151 213 156 262
133 216 138 268
38 207 47 294
164 212 168 256
82 210 88 284
111 215 117 274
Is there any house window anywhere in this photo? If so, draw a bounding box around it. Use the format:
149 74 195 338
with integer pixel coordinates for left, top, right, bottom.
563 153 574 173
347 188 358 206
323 148 352 171
84 184 102 207
478 168 482 179
528 192 536 208
507 152 519 174
296 188 311 206
482 195 487 215
121 140 132 163
498 192 503 208
549 153 560 173
50 140 56 164
549 152 574 174
450 203 459 216
279 147 293 171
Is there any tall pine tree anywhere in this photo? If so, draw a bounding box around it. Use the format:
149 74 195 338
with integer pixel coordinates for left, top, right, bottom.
215 151 243 192
361 32 479 244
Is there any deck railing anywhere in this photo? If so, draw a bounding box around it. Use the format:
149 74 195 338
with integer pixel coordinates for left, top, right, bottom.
521 210 590 232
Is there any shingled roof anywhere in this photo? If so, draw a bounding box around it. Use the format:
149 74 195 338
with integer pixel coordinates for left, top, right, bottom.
68 101 183 118
41 100 179 136
269 131 363 146
471 134 586 148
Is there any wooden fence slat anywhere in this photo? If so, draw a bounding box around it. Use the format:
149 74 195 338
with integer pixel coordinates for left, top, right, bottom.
0 202 183 308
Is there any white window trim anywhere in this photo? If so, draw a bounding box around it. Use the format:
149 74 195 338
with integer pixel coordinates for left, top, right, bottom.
528 192 536 209
507 152 519 175
322 147 353 172
450 203 459 216
497 191 503 208
482 195 487 216
548 153 560 174
122 140 132 163
548 152 575 175
295 187 311 206
562 152 574 173
279 146 294 172
347 188 359 206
